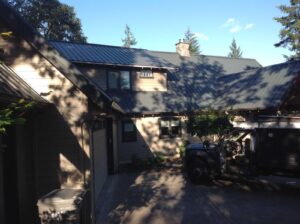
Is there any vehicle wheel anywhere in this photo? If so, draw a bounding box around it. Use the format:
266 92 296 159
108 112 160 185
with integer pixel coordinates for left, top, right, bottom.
188 160 209 184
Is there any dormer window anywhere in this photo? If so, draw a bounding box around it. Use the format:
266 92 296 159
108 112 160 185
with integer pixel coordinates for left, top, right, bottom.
108 70 131 90
139 69 153 78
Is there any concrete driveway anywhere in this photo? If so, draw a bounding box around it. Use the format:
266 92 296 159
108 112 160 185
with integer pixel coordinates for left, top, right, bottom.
96 166 300 224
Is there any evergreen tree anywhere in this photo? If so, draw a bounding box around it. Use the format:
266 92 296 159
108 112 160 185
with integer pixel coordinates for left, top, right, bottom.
122 25 137 48
6 0 87 42
274 0 300 60
228 38 243 58
184 28 200 55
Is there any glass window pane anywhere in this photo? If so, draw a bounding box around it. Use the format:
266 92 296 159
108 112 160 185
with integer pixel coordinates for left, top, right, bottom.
171 119 180 127
122 120 137 142
124 122 134 132
171 126 180 135
160 120 170 127
108 71 119 89
161 127 169 136
120 71 130 90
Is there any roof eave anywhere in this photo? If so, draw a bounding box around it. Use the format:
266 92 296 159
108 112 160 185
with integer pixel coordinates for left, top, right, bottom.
0 1 122 113
72 61 176 70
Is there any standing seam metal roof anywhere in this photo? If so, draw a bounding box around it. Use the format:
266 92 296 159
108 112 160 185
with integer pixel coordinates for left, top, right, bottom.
49 41 261 73
106 60 300 113
48 41 299 113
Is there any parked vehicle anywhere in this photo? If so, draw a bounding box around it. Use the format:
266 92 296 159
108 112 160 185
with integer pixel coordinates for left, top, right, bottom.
184 128 300 183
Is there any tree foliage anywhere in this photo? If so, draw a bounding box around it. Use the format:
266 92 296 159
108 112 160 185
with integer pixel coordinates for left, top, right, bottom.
0 99 35 134
188 110 233 142
0 31 14 62
274 0 300 60
122 24 137 48
6 0 87 42
184 28 201 55
228 38 243 58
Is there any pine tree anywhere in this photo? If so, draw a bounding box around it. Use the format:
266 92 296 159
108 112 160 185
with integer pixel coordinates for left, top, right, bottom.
122 25 137 48
184 28 200 55
6 0 87 42
228 38 243 58
274 0 300 60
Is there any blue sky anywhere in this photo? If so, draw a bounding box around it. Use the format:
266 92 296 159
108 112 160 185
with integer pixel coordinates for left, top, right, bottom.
61 0 291 66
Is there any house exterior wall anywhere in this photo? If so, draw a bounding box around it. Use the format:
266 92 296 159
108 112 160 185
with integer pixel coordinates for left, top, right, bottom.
3 37 91 196
131 70 167 91
76 64 167 92
117 116 190 163
15 123 37 224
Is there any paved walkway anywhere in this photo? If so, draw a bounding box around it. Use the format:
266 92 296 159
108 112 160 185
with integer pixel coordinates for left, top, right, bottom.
96 166 300 224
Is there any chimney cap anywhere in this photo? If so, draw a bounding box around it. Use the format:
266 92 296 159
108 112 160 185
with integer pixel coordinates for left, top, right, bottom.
175 39 190 57
176 38 188 46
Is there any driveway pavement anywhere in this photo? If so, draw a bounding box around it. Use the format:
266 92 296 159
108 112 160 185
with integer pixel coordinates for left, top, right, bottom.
96 166 300 224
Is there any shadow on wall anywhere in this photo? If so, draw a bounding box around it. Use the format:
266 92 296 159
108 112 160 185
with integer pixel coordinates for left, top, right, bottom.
118 116 188 164
35 105 90 196
1 23 94 191
0 19 95 223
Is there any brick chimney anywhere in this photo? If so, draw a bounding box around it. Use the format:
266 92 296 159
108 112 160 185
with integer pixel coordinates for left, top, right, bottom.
175 39 190 57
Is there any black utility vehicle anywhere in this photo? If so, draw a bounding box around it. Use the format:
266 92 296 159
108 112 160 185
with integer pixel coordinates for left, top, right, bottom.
184 129 300 183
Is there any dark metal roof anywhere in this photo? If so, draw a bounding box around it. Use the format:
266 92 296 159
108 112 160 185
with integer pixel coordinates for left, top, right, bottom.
49 41 261 74
0 63 46 102
215 60 300 110
47 22 300 114
109 60 300 113
108 66 221 114
0 1 123 113
48 41 269 113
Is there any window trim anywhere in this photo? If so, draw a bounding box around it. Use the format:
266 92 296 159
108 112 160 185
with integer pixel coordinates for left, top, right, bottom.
122 119 137 142
159 117 181 139
107 69 132 90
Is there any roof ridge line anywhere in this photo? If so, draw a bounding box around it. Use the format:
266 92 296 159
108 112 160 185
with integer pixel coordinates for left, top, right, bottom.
150 50 259 61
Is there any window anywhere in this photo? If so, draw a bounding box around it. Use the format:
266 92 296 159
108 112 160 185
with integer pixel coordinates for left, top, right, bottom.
120 71 130 90
139 69 153 78
159 117 181 138
122 120 137 142
108 70 131 90
108 71 119 89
